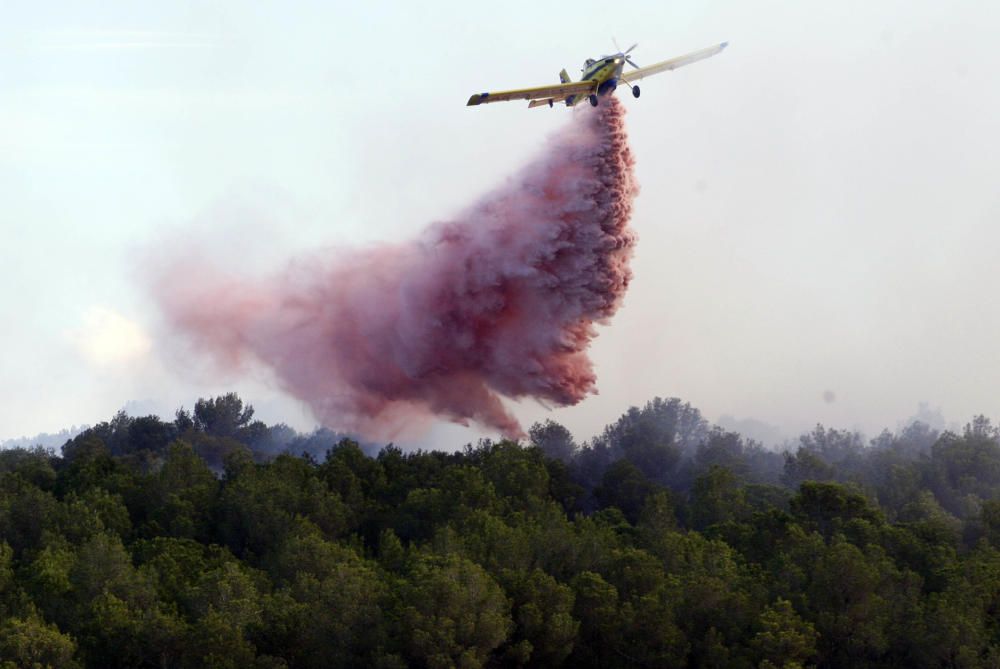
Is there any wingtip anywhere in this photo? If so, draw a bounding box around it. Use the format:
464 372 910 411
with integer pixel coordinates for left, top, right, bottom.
721 41 729 49
466 92 489 106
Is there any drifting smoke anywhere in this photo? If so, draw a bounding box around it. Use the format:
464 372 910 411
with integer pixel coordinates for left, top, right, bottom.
150 99 638 439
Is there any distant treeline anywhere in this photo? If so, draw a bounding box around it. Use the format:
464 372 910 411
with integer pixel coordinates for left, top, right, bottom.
0 426 87 452
3 393 1000 667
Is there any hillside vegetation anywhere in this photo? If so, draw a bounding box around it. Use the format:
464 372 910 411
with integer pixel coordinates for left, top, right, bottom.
2 393 1000 668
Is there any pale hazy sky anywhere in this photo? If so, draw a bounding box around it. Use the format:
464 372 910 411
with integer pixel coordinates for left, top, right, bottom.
3 1 1000 446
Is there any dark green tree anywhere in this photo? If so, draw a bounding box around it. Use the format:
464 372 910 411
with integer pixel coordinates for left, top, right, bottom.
399 554 512 669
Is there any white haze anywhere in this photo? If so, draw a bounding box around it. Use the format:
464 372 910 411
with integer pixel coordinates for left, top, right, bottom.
2 1 1000 448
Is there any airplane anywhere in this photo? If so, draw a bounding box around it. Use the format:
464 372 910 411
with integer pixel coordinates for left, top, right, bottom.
466 40 728 109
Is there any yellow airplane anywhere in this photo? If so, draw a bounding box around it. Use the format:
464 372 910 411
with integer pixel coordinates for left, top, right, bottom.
466 41 727 109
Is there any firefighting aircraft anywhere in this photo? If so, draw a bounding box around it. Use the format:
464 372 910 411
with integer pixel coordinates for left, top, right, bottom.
466 40 727 109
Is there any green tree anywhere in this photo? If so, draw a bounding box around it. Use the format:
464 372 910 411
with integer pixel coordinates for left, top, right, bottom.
528 420 577 462
790 481 882 539
595 459 658 524
781 448 834 488
500 568 578 667
690 465 748 531
927 417 1000 516
636 490 679 553
807 541 893 665
144 441 219 539
23 544 75 626
58 488 132 544
0 447 57 491
751 599 818 669
134 536 217 611
320 439 384 526
194 393 256 439
0 542 14 615
0 610 79 669
695 429 751 478
258 538 389 668
0 474 60 557
982 499 1000 549
182 608 257 669
400 554 512 669
569 571 622 668
479 441 550 509
216 454 348 559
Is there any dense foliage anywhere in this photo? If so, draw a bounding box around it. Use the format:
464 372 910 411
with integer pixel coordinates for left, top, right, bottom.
4 393 1000 667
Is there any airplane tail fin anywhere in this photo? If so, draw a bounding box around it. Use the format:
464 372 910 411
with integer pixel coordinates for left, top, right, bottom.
559 68 571 83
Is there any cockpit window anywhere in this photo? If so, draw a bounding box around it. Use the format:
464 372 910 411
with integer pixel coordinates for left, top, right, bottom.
584 58 595 67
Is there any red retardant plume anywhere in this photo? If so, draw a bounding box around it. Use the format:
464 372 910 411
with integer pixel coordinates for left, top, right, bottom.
151 99 638 439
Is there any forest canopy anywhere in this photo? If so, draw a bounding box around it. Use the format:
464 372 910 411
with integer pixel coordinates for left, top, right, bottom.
2 393 1000 668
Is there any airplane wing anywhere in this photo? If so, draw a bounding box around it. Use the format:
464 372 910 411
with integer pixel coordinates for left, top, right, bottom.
467 80 595 106
619 42 728 84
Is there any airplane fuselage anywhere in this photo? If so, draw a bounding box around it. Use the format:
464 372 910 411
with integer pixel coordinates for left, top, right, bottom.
566 56 626 106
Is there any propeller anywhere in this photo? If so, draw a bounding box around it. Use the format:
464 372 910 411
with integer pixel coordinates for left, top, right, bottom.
611 37 640 69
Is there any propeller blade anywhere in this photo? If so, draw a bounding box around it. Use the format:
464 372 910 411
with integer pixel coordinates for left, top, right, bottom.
626 57 640 69
612 36 621 52
624 42 638 54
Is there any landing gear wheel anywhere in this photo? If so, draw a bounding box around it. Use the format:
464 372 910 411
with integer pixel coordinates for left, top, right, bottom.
632 85 640 98
589 94 598 107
